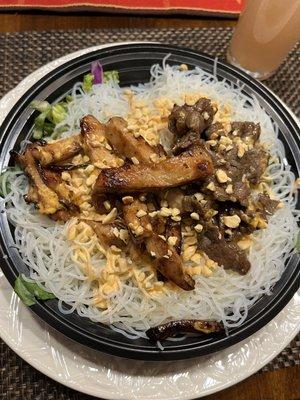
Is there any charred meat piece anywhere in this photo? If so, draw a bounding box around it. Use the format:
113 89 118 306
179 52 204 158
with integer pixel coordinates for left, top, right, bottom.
30 135 82 166
169 98 216 137
256 194 279 216
122 199 194 290
146 319 223 341
84 220 127 249
182 193 216 219
241 148 269 185
205 122 226 139
92 193 119 215
93 144 213 195
47 163 89 172
172 131 201 155
80 115 120 166
199 229 251 275
41 169 71 204
230 121 261 143
165 218 182 254
218 203 255 240
205 121 261 143
49 206 79 222
13 151 61 215
24 185 39 204
203 136 268 206
146 235 194 291
105 117 165 163
122 198 153 240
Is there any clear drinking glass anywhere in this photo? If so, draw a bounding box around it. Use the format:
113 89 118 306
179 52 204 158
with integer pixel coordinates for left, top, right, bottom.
227 0 300 80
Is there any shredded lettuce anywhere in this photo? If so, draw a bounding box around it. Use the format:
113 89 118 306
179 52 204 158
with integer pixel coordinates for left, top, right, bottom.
30 99 69 140
14 275 56 306
83 73 94 93
0 166 22 197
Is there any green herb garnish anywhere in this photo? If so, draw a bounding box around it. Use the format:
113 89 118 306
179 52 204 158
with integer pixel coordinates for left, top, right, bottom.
83 73 94 93
14 275 56 306
30 98 69 140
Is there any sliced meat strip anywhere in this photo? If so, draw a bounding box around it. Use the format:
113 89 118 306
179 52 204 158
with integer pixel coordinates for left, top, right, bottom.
199 230 251 275
83 220 127 249
169 98 217 138
24 184 39 204
30 135 82 166
49 207 79 222
13 151 60 215
172 131 200 155
105 117 165 163
122 198 194 291
146 235 194 291
122 198 153 240
256 194 279 216
41 169 71 204
80 115 121 166
40 168 80 221
146 319 223 341
93 144 213 195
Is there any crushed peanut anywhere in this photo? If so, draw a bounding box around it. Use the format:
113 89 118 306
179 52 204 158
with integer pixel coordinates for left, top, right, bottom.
167 236 178 246
222 214 241 229
207 182 216 191
194 224 203 233
102 207 118 224
216 169 229 183
131 156 140 165
136 209 147 218
225 184 234 194
190 212 200 220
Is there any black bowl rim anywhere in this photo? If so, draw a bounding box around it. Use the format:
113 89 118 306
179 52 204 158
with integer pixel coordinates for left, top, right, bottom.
0 42 299 361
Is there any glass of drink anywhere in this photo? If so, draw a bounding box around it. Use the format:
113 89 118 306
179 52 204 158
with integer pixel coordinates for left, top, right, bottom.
227 0 300 80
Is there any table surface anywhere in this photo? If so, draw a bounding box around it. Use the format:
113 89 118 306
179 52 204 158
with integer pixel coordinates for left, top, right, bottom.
0 11 299 400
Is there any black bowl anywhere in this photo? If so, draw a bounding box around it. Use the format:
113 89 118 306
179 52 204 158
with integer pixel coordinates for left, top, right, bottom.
0 43 299 361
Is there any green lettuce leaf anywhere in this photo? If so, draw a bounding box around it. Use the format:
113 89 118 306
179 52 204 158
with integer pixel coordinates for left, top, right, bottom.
103 70 119 83
14 275 56 306
83 73 94 92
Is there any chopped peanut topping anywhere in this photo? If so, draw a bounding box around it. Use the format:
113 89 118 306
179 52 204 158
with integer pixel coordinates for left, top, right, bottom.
223 215 241 229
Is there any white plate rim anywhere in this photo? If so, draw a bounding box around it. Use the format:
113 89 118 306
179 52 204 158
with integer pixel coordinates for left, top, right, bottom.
0 42 299 400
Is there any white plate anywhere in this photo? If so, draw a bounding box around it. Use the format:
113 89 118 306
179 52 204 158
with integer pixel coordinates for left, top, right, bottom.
0 44 299 400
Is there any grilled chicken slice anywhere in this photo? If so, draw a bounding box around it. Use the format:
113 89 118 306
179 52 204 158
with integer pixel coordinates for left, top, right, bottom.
13 151 60 214
41 169 71 203
146 236 194 291
105 117 165 163
93 144 213 195
123 199 194 290
24 184 39 204
146 319 223 341
84 220 127 249
80 115 121 166
122 198 153 239
50 207 79 222
30 136 82 166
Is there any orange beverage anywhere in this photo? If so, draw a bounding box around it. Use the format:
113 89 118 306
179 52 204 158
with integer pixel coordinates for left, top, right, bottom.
227 0 300 80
